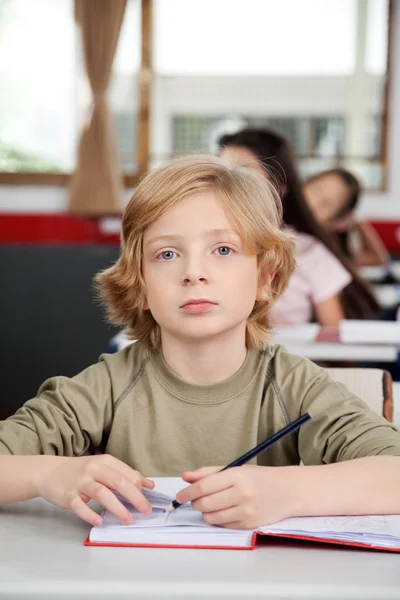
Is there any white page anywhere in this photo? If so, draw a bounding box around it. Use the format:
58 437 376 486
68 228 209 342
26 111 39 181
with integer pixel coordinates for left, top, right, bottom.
259 514 400 538
101 478 205 529
89 525 253 547
102 506 209 529
114 477 189 507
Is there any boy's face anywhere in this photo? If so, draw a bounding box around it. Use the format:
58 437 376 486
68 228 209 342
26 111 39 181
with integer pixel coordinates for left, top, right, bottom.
142 191 270 345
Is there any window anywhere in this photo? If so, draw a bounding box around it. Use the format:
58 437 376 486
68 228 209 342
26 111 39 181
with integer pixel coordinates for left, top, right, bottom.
173 115 345 158
151 0 392 189
0 0 76 173
108 0 141 174
154 0 357 76
0 0 393 190
0 0 141 180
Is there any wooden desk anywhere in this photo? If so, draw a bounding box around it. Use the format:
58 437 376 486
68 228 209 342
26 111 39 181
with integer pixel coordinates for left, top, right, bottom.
1 499 400 599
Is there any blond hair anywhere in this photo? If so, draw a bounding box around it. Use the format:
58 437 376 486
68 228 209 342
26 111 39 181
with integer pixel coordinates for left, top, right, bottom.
96 155 295 349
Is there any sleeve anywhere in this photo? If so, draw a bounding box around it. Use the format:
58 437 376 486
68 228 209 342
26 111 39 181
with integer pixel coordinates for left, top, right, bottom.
0 359 114 457
303 241 352 304
296 367 400 465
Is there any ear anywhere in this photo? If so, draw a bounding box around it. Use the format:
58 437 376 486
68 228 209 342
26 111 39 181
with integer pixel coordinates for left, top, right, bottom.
256 269 274 302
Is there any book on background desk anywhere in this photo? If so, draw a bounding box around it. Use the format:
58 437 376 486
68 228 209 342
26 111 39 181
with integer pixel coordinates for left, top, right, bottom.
339 320 400 345
272 324 321 344
85 478 400 552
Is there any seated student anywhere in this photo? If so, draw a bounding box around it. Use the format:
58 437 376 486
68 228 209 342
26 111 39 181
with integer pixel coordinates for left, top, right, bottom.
304 168 389 268
305 169 400 325
218 128 380 326
1 155 400 530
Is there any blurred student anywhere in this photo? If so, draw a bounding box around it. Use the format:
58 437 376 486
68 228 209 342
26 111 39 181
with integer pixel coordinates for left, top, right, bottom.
218 128 380 326
304 168 389 268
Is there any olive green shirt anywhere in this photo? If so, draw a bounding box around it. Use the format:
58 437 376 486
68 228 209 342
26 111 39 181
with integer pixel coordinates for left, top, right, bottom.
1 343 399 474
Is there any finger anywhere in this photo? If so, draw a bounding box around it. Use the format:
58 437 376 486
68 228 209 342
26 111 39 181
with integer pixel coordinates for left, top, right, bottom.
87 482 137 524
191 487 238 514
93 466 152 516
202 506 243 526
181 466 221 483
220 521 246 530
177 470 234 505
102 456 155 490
68 495 104 527
141 477 155 489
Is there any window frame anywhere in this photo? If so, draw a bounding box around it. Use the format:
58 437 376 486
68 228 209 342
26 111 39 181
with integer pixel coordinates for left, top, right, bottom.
0 0 394 189
0 0 152 187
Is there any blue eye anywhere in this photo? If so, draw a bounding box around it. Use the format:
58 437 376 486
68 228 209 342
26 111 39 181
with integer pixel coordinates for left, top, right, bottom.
217 246 231 256
158 250 176 260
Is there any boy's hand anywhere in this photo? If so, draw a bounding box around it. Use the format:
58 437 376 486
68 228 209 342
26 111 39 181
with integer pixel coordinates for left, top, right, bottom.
178 465 297 529
35 454 154 527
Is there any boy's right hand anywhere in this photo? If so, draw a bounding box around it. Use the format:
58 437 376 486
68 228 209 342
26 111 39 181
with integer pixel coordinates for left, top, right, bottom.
35 454 154 526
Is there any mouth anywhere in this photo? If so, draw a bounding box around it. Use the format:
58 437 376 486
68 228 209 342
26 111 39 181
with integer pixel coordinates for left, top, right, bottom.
180 299 218 314
181 298 217 307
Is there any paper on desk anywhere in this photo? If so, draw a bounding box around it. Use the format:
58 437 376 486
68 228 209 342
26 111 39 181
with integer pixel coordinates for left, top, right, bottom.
272 324 320 344
339 319 400 344
114 477 189 507
102 506 208 529
259 514 400 549
261 514 400 536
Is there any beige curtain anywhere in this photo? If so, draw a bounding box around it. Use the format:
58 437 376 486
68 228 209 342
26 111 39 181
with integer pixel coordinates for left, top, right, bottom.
69 0 127 214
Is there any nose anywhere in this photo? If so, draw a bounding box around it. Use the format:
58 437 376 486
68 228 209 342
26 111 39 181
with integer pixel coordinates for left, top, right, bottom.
181 255 208 286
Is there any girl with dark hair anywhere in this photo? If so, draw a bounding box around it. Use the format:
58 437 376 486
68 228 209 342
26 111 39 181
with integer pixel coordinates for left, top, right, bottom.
218 128 380 325
304 168 389 267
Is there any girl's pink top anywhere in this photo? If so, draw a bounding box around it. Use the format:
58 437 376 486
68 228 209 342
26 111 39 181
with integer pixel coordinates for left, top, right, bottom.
271 231 352 324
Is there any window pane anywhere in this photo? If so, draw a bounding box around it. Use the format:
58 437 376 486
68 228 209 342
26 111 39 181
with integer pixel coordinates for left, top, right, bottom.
0 0 76 172
153 0 389 188
0 0 140 175
108 0 141 173
172 115 344 158
173 116 221 155
365 0 389 75
154 0 357 75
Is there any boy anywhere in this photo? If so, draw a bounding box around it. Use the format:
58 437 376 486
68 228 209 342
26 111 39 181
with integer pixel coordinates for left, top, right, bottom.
1 155 400 531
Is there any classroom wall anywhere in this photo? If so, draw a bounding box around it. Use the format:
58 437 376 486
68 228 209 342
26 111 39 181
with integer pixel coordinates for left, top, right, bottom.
0 7 399 219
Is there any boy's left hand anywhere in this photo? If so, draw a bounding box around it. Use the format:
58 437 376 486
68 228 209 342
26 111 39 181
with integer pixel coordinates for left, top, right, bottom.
177 465 297 529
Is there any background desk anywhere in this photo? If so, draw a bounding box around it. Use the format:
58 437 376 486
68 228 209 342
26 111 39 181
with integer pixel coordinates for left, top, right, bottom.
360 262 400 283
373 284 400 309
276 341 399 362
1 499 400 600
111 332 399 364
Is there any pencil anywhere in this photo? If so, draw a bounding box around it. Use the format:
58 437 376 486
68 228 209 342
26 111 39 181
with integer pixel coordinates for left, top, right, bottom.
164 412 311 513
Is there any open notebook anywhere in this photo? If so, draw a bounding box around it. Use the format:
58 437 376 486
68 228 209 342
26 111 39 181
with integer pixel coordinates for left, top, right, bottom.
85 478 400 552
